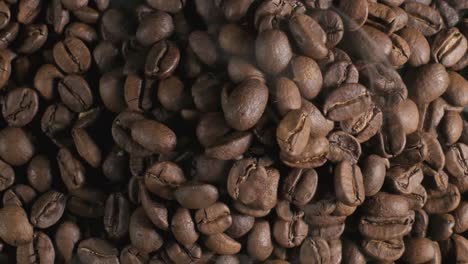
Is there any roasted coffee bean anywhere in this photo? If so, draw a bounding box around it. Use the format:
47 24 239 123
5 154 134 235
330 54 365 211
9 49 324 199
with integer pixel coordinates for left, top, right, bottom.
0 22 19 49
175 182 219 209
130 119 177 154
34 64 63 100
334 161 365 206
282 168 317 206
99 71 126 113
272 77 302 116
18 0 42 24
338 0 368 31
1 87 38 127
65 22 98 43
124 74 155 112
0 127 35 166
227 57 264 84
171 207 199 245
403 2 443 36
130 207 164 253
429 213 455 241
444 71 468 107
53 37 91 74
17 24 48 54
300 236 331 264
290 55 323 100
145 40 180 79
189 30 218 67
276 109 311 156
205 233 241 255
120 245 148 264
16 231 54 264
0 206 34 246
327 131 362 164
77 238 119 264
323 83 372 121
402 237 439 264
247 220 273 260
300 100 334 138
222 78 268 131
226 213 255 239
398 27 431 67
424 183 461 214
57 148 85 190
112 111 152 157
55 221 81 263
361 238 405 262
195 202 232 235
289 14 327 60
431 27 467 67
30 191 66 229
0 159 14 192
136 11 174 47
256 29 292 74
93 41 120 72
103 193 130 240
145 161 186 200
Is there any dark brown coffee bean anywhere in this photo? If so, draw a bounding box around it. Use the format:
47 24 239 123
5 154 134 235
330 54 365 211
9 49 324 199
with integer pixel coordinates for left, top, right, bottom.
47 0 70 34
424 183 460 214
445 143 468 181
398 27 431 67
282 168 317 206
290 56 323 100
123 74 155 112
171 207 199 245
99 71 126 112
429 213 455 241
189 30 218 67
16 231 54 264
323 83 372 121
26 156 51 193
366 2 405 33
71 128 101 168
34 64 64 100
53 37 91 74
247 220 273 261
0 205 34 246
145 40 180 79
30 190 66 228
73 6 99 24
195 202 232 235
57 148 85 190
93 41 120 72
322 60 359 92
342 239 366 264
388 32 411 68
0 2 10 31
273 217 308 248
130 119 177 154
361 238 405 262
58 74 93 112
55 221 81 263
272 77 302 116
300 237 331 264
65 22 98 43
77 238 119 264
227 57 264 84
2 87 39 127
440 110 463 145
205 233 241 255
218 24 253 56
276 109 311 157
227 158 280 216
136 11 174 47
130 207 164 253
0 49 14 90
175 182 219 209
334 161 365 206
147 0 185 13
444 71 468 107
289 14 327 60
0 127 35 166
0 159 14 192
280 136 329 169
18 0 41 24
309 10 343 48
139 182 169 231
61 0 88 11
327 131 362 164
100 9 132 43
221 78 268 131
103 193 130 240
403 2 443 36
145 161 186 200
226 213 255 238
112 111 152 157
255 29 292 74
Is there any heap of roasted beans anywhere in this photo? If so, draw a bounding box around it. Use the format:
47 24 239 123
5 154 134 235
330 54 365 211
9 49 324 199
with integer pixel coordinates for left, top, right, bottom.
0 0 467 263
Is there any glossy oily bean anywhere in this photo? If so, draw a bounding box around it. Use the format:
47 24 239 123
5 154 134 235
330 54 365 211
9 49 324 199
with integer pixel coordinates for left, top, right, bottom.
57 148 85 191
145 40 180 79
0 127 35 166
289 14 328 60
34 64 64 100
130 119 177 154
1 87 38 127
16 231 55 264
103 193 130 240
136 11 174 47
77 238 119 264
58 74 93 112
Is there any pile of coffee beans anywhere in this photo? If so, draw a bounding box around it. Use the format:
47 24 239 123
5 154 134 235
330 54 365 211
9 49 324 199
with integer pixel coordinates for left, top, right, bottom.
0 0 466 263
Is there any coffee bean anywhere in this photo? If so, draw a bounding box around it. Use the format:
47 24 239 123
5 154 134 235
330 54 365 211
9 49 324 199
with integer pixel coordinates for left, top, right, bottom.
444 71 468 107
77 238 119 264
55 221 81 263
145 40 180 79
73 6 99 24
165 242 202 264
403 1 443 36
0 22 19 49
103 193 130 240
289 14 328 60
195 202 232 235
136 11 174 47
30 190 66 228
34 64 64 100
323 83 372 121
205 233 241 255
432 27 467 67
120 245 148 264
222 78 269 131
53 37 91 74
300 237 331 264
130 119 177 154
171 207 199 245
255 29 292 74
290 56 323 100
145 161 186 200
398 27 431 67
226 213 255 239
2 184 37 207
276 109 311 156
18 0 42 24
0 127 35 166
0 206 34 246
361 238 405 262
100 9 132 43
402 237 439 263
65 22 98 43
57 148 86 190
282 168 318 206
174 182 219 209
129 207 164 253
334 161 365 206
327 131 362 164
16 231 55 264
360 155 388 196
0 159 14 192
